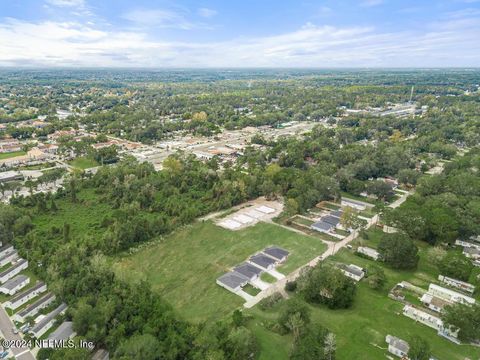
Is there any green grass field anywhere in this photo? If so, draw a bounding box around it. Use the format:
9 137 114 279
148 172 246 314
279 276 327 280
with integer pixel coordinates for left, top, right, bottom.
68 157 99 169
245 228 480 360
0 150 26 160
114 221 327 322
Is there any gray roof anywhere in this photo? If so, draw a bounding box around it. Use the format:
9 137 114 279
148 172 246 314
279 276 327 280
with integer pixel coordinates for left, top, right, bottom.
18 293 56 318
0 259 27 278
217 272 248 289
0 244 14 254
48 321 74 341
1 274 28 291
340 264 364 277
233 263 263 279
249 254 277 268
322 215 340 226
464 247 480 255
0 249 17 262
330 210 343 218
387 335 410 353
311 221 333 231
263 247 289 260
341 198 365 206
9 281 45 304
30 303 68 335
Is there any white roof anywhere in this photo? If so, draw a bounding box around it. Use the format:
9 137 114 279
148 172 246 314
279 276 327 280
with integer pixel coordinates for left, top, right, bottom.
256 205 275 214
233 214 254 224
218 219 242 230
245 209 264 219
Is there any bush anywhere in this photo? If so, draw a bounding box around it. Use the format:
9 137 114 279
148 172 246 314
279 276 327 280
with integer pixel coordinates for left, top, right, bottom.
285 280 297 292
258 292 283 311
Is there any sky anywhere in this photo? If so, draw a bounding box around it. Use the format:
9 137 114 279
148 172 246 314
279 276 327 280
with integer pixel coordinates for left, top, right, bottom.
0 0 479 68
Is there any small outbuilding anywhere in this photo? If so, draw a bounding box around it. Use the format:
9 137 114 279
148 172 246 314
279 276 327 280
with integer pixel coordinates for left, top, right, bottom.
385 335 409 358
249 254 277 270
233 263 263 281
216 272 249 292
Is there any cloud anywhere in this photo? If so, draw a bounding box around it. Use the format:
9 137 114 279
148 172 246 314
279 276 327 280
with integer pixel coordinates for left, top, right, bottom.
198 8 217 18
0 12 479 68
361 0 384 7
45 0 85 7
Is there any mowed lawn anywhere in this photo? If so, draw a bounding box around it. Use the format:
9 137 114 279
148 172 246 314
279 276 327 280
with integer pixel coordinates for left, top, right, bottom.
114 221 327 322
245 230 480 360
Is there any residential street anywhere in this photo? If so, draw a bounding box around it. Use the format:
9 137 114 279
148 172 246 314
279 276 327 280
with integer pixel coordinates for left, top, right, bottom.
0 307 35 360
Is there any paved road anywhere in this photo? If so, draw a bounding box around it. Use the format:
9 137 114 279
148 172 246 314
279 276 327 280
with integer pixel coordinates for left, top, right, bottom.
0 307 35 360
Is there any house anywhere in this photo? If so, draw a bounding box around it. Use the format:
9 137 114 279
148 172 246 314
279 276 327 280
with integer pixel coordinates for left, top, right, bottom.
0 249 18 267
263 247 289 262
420 293 450 313
339 264 365 282
0 275 29 295
233 263 263 281
0 171 23 183
3 281 47 310
216 272 249 293
30 303 68 339
249 254 277 270
357 246 380 260
455 239 480 250
463 247 480 260
427 284 475 305
0 244 14 258
311 221 334 233
14 293 56 323
438 275 475 294
47 321 75 344
321 215 340 227
0 259 28 284
341 198 367 211
385 335 409 358
330 210 343 218
403 304 460 343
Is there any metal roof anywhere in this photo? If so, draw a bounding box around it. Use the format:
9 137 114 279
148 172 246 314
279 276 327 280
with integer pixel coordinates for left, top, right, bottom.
47 321 74 341
311 221 333 231
233 263 262 279
217 272 248 289
263 247 289 260
1 274 28 291
249 254 277 268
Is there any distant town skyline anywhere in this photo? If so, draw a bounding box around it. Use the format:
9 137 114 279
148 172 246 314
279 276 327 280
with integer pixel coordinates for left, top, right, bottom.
0 0 479 68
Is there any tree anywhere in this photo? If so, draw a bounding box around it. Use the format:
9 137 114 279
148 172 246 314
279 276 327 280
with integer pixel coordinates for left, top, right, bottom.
298 264 356 309
340 207 363 231
408 337 431 360
289 323 331 360
378 233 419 269
438 252 473 282
115 334 161 360
366 265 386 290
278 299 311 334
226 327 258 360
232 309 244 327
323 333 336 360
442 303 480 343
365 180 393 201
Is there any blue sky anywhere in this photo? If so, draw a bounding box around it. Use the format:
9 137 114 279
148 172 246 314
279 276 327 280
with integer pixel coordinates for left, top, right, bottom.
0 0 479 67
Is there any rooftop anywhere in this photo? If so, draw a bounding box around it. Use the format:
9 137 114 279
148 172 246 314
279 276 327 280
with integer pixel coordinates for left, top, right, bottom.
8 281 45 304
217 272 248 289
249 254 277 268
1 274 28 291
233 263 263 279
386 335 410 353
321 215 340 226
311 221 333 232
263 246 289 260
47 321 74 341
30 303 68 335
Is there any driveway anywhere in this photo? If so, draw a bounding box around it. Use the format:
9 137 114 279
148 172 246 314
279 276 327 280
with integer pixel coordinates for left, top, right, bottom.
0 307 34 360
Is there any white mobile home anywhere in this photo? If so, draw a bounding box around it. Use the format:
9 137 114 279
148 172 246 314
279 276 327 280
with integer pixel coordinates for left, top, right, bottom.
14 293 56 323
0 259 28 284
30 303 68 339
0 275 29 296
3 281 47 310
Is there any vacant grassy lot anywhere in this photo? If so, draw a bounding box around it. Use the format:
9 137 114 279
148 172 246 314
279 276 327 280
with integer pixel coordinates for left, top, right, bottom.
114 221 327 322
0 150 26 160
246 229 480 360
68 157 98 169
